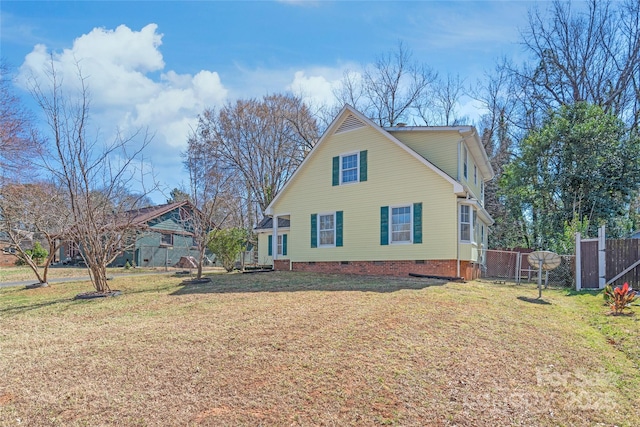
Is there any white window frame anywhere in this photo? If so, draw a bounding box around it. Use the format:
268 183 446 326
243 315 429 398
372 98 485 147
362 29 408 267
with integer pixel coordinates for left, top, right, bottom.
463 145 468 180
277 234 283 256
318 212 336 247
390 204 413 244
340 152 360 185
161 233 174 246
460 205 472 243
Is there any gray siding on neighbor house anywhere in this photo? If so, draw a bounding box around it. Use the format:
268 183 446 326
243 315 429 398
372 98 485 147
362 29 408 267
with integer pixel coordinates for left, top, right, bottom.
111 230 204 268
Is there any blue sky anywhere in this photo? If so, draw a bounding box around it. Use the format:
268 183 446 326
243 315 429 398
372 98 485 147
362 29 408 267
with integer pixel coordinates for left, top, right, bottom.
1 0 550 203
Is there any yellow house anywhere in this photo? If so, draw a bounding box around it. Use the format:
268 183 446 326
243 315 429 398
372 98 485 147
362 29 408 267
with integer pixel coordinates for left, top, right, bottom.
255 105 494 280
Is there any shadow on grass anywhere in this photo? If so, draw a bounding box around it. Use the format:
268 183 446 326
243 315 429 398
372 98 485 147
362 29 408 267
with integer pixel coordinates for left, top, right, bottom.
0 297 75 314
517 296 552 305
170 271 447 295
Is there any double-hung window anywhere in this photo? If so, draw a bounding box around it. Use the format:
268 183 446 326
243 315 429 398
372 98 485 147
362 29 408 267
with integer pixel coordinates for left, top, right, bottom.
460 205 471 242
319 213 335 246
332 151 367 185
277 235 284 255
391 205 412 243
341 154 359 184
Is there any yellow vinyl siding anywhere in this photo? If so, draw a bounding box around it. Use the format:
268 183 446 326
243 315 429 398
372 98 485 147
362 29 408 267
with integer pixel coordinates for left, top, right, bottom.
270 125 458 262
256 230 288 266
388 130 460 180
256 232 272 266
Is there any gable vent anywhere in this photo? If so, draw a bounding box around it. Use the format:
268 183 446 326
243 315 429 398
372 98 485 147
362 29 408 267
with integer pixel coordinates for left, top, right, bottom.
334 114 366 134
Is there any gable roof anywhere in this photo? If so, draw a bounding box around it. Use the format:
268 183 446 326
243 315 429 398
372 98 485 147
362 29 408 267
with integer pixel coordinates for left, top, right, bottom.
265 104 482 215
126 201 191 226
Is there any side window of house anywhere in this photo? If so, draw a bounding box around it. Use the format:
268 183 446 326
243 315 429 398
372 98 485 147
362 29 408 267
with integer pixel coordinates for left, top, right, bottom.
463 146 468 180
268 234 287 256
311 212 343 248
380 203 422 245
460 205 471 242
161 233 173 246
332 151 367 185
474 164 477 185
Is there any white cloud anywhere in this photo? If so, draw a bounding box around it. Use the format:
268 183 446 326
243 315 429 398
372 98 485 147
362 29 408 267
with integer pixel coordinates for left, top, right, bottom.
17 23 229 201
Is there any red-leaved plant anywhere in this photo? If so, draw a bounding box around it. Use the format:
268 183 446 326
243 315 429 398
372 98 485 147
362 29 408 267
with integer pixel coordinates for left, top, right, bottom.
604 282 637 315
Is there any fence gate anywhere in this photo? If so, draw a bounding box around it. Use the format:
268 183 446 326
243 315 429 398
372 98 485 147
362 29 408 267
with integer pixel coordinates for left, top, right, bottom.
579 239 599 289
576 226 640 290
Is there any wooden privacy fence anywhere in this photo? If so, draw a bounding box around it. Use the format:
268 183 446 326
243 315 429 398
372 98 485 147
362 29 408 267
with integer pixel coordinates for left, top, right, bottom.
576 226 640 290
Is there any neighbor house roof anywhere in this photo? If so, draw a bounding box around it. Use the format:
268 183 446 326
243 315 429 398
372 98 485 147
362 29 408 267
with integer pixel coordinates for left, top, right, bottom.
126 201 191 225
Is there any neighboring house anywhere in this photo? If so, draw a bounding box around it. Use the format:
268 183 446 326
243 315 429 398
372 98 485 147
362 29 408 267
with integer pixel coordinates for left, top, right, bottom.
0 233 18 267
630 230 640 239
256 105 494 280
58 201 209 268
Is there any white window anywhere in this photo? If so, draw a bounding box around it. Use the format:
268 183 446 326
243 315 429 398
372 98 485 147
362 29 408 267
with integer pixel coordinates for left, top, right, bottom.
277 235 283 256
481 225 485 245
473 211 478 243
460 205 471 242
463 146 468 180
481 181 485 204
161 233 173 246
391 205 412 243
319 213 335 246
341 153 359 184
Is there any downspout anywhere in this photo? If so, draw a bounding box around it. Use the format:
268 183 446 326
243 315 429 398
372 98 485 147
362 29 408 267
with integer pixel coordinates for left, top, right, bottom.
456 200 460 278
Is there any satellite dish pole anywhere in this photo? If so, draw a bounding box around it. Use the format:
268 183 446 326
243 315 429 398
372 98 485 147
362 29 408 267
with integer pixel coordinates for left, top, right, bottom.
527 251 562 299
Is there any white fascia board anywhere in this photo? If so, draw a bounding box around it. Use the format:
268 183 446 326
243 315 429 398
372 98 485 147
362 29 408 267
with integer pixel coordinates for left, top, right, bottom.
265 105 465 214
265 105 355 216
458 128 495 181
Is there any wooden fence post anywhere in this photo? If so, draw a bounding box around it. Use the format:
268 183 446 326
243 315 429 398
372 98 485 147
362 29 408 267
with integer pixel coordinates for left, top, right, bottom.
575 232 581 291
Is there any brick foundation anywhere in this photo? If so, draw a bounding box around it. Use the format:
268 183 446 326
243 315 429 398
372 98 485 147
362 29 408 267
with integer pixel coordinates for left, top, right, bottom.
273 259 291 271
275 259 480 280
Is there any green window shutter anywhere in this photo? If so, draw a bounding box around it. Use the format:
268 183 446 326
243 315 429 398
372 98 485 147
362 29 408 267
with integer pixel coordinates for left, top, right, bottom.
311 214 317 248
282 234 287 256
332 156 340 186
380 206 389 245
268 234 273 256
359 150 368 182
413 202 422 244
336 211 343 247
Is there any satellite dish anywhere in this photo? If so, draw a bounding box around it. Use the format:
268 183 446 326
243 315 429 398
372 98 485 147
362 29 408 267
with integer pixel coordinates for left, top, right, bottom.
528 251 561 271
527 251 561 299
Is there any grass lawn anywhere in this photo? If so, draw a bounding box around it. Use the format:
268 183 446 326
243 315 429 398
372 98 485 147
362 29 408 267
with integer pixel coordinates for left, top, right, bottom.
1 272 638 426
0 266 220 283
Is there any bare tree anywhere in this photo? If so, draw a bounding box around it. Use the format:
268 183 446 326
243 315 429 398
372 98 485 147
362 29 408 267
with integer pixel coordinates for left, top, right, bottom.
0 62 43 178
513 0 640 130
196 94 319 216
183 128 239 279
0 181 70 285
30 60 155 294
418 73 469 126
333 42 438 127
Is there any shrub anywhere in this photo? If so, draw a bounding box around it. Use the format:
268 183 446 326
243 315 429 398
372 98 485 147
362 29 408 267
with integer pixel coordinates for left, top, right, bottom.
604 282 637 315
208 228 248 272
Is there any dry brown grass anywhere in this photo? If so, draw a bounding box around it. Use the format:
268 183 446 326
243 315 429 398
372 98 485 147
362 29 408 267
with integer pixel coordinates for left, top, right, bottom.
1 272 638 426
0 266 220 283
